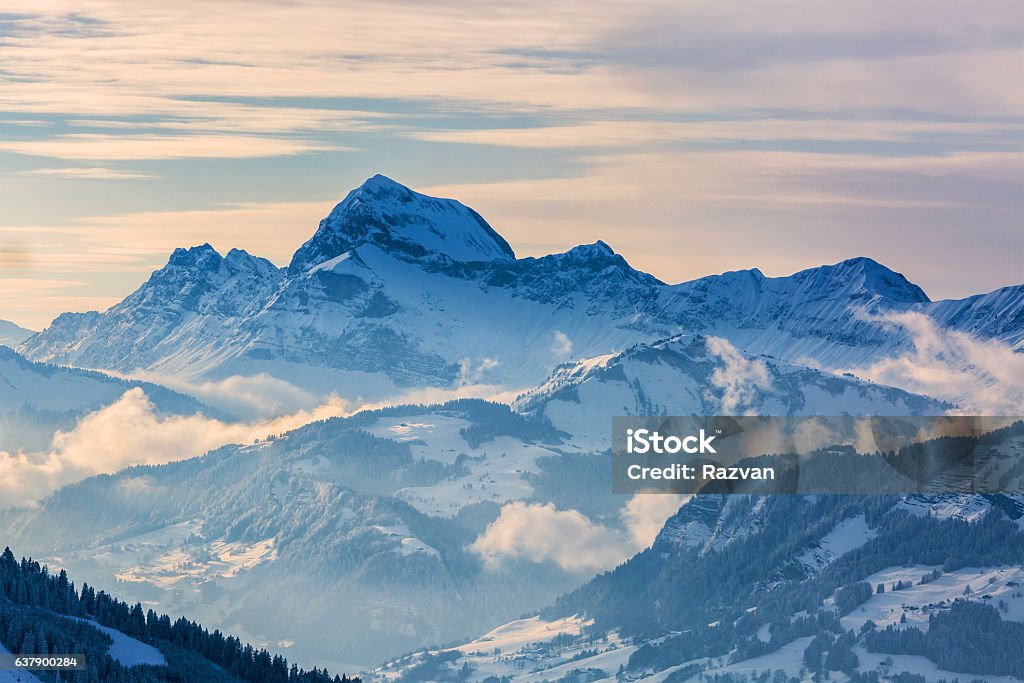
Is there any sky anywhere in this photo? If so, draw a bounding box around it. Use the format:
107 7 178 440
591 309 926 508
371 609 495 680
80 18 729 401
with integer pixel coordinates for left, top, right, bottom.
0 0 1021 330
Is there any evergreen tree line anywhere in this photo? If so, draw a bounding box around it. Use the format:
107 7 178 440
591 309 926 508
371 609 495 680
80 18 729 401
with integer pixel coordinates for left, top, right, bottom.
0 603 171 683
0 547 360 683
801 630 859 675
730 610 843 664
833 582 873 616
864 599 1024 678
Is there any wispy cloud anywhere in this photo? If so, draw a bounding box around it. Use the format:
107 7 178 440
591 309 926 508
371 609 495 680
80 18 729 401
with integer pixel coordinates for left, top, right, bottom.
0 387 351 508
0 0 1019 328
845 311 1024 415
116 371 335 420
551 331 574 358
705 336 773 414
0 134 344 161
23 166 154 179
421 148 1023 298
1 1 1019 118
408 119 1023 149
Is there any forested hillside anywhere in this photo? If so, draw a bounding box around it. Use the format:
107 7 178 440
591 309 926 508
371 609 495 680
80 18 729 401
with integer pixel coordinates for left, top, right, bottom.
0 547 359 683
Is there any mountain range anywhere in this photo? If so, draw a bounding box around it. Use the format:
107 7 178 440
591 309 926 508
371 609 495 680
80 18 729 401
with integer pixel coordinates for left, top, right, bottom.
377 487 1024 682
513 334 949 450
1 175 1022 681
16 175 1023 403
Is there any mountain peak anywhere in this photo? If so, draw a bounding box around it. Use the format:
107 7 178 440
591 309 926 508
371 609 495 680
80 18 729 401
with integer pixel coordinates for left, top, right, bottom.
288 175 515 272
822 256 930 303
563 240 615 260
168 243 221 268
358 173 413 196
164 244 278 278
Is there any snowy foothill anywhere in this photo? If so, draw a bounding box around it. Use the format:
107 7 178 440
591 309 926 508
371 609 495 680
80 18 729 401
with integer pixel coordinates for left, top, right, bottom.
0 617 164 682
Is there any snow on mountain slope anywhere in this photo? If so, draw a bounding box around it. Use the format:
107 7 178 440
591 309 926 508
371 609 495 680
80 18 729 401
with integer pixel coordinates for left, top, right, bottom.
0 345 215 416
378 571 1024 683
221 236 666 393
796 513 876 572
19 244 285 379
0 400 581 669
0 642 43 683
289 173 515 270
359 412 562 518
925 283 1024 349
0 319 33 348
0 614 164 680
838 564 1024 632
514 335 949 449
18 176 1022 402
661 257 1024 370
65 616 167 667
20 178 673 393
377 493 1024 683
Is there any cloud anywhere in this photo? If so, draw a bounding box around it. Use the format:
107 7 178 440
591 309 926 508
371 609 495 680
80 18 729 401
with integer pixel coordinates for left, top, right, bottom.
620 493 691 549
0 134 341 161
0 362 533 508
471 502 625 573
471 494 688 573
0 0 1020 332
22 166 155 179
457 357 500 386
0 387 350 508
119 371 329 420
552 330 574 358
1 1 1020 120
408 119 1021 150
422 148 1024 302
845 310 1024 415
705 336 773 414
128 366 527 417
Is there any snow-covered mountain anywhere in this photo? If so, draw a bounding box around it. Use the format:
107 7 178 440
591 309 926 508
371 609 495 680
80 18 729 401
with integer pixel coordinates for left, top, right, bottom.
0 319 33 347
18 175 1023 401
0 358 956 670
4 174 1023 678
514 335 950 449
18 176 668 395
17 244 285 380
925 283 1024 350
0 400 589 669
375 489 1024 683
660 258 1024 369
289 173 516 270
